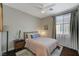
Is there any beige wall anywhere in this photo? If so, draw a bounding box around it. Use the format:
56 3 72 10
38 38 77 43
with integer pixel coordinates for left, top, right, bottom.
39 16 55 38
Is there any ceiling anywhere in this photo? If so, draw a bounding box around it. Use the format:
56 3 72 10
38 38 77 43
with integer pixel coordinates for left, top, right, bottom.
4 3 79 18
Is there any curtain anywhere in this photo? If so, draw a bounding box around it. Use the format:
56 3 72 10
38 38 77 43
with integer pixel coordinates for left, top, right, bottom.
52 16 56 39
78 8 79 51
70 9 78 50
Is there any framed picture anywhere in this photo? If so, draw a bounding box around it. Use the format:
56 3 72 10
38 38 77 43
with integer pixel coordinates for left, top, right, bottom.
44 25 48 30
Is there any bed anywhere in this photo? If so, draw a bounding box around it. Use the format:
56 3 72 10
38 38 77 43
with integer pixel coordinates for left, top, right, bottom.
24 32 59 56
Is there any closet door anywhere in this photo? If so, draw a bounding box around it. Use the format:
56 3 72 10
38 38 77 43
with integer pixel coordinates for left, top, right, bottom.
0 4 3 32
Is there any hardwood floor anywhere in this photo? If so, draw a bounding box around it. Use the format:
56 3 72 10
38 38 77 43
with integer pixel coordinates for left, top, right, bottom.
2 46 78 56
2 50 16 56
60 47 78 56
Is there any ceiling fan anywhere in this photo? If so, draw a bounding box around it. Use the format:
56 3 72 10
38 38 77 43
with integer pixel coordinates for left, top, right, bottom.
34 3 55 13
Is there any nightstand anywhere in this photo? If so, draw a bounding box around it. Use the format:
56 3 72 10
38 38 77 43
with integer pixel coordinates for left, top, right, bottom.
14 39 25 52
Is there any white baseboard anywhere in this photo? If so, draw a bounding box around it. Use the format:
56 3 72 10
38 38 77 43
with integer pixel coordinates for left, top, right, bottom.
2 48 14 53
0 52 2 56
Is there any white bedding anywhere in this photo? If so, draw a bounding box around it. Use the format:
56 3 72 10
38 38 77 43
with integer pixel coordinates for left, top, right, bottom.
25 37 58 56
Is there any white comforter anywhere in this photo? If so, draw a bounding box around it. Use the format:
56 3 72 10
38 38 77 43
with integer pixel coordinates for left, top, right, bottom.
25 37 58 56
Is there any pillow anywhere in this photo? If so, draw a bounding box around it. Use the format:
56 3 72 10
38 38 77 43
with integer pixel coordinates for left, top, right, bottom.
26 33 35 39
31 34 40 39
35 34 40 37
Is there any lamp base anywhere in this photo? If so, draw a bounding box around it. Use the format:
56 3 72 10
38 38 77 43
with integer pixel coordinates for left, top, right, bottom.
2 51 16 56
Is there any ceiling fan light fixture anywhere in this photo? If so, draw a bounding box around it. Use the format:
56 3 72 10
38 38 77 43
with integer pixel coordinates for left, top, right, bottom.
41 10 45 13
49 8 53 11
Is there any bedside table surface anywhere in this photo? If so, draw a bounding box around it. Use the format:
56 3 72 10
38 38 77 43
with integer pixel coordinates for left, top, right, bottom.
14 39 25 51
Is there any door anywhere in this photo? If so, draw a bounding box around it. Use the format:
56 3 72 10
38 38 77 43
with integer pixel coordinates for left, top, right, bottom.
0 3 3 56
0 3 3 32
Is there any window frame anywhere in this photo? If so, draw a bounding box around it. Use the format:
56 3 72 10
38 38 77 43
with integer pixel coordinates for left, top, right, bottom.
56 13 71 35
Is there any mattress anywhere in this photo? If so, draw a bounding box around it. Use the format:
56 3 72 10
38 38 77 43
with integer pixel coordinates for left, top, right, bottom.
25 37 58 56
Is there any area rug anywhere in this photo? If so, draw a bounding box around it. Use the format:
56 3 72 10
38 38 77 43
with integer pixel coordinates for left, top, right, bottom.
16 45 63 56
51 45 63 56
16 49 34 56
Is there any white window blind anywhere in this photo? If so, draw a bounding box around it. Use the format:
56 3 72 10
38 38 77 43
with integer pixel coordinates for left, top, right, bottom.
56 13 72 48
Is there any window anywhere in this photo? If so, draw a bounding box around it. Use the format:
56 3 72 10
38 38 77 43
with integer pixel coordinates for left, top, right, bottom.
56 13 71 34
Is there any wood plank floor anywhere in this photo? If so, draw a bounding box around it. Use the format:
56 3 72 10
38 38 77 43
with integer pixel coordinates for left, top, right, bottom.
2 46 78 56
60 47 78 56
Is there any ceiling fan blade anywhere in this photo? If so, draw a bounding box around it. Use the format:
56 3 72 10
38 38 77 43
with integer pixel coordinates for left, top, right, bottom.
44 4 55 9
34 6 43 9
33 3 55 10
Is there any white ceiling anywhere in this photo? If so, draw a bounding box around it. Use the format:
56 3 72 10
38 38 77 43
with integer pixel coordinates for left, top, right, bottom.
4 3 79 18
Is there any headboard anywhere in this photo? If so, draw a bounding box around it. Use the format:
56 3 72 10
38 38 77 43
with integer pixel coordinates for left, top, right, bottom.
23 31 38 40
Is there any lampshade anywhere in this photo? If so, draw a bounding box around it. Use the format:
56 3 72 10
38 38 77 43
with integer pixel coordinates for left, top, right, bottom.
38 30 46 37
3 25 8 31
41 30 46 36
